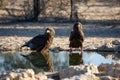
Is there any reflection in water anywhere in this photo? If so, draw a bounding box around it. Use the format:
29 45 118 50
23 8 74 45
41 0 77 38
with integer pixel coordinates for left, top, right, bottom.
69 53 83 65
0 51 116 72
83 52 115 66
21 51 54 72
49 51 69 71
50 51 116 71
49 50 83 71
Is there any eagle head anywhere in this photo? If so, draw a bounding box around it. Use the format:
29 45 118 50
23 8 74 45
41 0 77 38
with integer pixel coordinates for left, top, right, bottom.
45 27 55 37
73 22 82 31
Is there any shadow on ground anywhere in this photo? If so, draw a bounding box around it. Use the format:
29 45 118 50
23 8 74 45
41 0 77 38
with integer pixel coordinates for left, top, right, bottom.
0 20 119 38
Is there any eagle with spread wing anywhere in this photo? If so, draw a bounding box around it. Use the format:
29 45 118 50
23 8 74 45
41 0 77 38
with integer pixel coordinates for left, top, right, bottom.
69 22 84 53
21 28 55 52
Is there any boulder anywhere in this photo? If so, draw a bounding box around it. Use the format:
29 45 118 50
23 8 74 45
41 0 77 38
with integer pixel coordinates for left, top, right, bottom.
59 64 99 79
112 40 120 45
98 62 120 78
0 69 48 80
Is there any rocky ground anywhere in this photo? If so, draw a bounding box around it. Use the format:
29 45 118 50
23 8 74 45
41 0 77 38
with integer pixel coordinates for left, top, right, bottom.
1 62 120 80
0 22 120 80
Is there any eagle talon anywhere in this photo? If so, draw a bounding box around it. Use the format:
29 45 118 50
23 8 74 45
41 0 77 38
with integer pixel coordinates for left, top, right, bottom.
69 48 72 55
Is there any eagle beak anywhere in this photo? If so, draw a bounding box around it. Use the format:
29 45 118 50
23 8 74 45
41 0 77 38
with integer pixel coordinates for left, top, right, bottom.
46 30 50 33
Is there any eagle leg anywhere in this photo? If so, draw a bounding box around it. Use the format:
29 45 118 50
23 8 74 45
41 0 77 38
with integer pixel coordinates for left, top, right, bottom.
69 47 72 55
80 46 83 54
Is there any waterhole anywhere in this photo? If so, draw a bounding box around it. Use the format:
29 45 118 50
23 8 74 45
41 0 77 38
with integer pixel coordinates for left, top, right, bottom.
0 51 118 72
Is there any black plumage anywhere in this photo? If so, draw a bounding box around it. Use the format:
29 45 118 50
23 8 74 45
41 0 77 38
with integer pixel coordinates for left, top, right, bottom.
21 28 55 52
69 22 84 52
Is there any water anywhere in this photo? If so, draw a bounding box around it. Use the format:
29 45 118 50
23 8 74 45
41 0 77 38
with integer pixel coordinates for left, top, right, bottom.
0 51 35 72
49 51 69 71
0 51 117 72
83 52 115 66
50 51 116 71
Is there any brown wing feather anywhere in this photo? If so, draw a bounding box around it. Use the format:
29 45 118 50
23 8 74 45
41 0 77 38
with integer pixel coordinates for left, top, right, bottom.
21 28 55 52
30 35 47 46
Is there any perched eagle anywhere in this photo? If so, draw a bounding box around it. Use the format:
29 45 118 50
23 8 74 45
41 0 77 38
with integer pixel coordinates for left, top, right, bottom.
69 22 84 53
21 28 55 52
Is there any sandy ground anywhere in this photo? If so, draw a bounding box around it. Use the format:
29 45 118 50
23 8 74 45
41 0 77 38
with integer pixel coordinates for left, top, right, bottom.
0 22 119 51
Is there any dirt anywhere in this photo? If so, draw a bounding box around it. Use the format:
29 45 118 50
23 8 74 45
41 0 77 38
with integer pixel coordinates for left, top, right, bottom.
0 22 119 51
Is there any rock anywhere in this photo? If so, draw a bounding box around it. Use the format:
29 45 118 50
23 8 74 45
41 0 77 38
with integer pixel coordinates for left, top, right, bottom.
1 63 120 80
9 72 18 80
97 40 120 52
26 69 35 77
0 69 48 80
98 64 107 72
100 76 113 80
98 62 120 78
112 40 120 45
62 72 99 80
106 43 113 48
78 74 99 80
35 73 48 80
114 45 120 52
86 64 99 74
59 64 99 79
98 42 114 51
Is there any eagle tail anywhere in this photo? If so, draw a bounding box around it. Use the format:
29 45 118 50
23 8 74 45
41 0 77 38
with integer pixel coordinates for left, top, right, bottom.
20 44 27 49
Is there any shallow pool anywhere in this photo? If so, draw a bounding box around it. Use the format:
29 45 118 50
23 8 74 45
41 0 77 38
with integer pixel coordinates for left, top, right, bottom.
0 51 118 72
